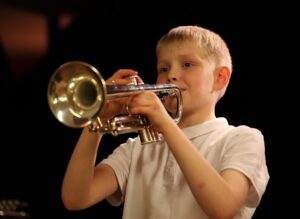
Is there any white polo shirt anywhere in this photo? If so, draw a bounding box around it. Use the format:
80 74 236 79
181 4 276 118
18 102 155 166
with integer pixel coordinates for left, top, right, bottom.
101 117 269 219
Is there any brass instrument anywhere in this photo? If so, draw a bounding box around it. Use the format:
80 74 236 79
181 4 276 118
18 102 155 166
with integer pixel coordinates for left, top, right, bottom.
47 61 182 144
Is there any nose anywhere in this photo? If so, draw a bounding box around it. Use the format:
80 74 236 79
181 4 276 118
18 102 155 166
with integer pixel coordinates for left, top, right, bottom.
167 69 180 82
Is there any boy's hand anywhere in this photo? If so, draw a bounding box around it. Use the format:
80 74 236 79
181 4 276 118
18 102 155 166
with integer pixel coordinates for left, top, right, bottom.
99 69 141 120
128 91 175 133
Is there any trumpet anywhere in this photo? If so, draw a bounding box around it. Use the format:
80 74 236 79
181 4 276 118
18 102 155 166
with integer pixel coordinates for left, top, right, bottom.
47 61 182 144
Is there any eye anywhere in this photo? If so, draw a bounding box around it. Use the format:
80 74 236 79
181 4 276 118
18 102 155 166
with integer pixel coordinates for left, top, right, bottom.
158 67 169 74
183 62 193 68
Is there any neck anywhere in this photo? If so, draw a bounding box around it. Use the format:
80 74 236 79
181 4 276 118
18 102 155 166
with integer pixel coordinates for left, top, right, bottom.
178 110 216 128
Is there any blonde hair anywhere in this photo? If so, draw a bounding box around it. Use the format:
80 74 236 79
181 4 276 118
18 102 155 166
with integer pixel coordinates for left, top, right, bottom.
156 25 232 72
156 25 232 100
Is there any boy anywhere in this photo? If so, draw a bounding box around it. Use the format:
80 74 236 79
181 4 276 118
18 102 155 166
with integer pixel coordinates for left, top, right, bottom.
61 25 269 219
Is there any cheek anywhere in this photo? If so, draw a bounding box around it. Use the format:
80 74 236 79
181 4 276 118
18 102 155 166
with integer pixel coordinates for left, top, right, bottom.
186 74 213 92
184 75 202 91
156 74 167 84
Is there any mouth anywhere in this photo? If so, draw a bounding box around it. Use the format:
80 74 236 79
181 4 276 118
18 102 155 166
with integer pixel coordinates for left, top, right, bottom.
170 83 186 92
178 87 187 92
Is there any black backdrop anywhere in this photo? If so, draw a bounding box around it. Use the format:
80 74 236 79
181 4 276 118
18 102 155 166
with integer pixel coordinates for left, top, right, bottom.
0 1 294 218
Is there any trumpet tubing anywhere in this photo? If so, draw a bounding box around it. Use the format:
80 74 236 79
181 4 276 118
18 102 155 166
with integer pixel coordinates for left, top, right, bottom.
47 61 182 144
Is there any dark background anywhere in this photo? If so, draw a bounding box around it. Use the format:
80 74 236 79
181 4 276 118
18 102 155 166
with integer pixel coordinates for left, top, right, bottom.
0 1 294 218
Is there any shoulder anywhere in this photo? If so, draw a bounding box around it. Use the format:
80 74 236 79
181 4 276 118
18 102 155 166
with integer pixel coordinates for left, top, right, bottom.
226 124 264 141
105 137 140 159
223 124 265 156
233 125 263 140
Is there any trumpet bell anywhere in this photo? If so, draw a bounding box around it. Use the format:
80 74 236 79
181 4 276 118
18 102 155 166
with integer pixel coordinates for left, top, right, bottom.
47 61 106 128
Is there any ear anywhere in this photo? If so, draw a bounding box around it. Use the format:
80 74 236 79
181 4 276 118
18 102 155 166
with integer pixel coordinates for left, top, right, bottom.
213 67 231 91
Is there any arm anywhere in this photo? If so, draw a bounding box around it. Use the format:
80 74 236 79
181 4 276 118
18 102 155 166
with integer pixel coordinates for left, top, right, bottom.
130 92 250 219
162 122 250 219
61 128 119 210
61 69 139 210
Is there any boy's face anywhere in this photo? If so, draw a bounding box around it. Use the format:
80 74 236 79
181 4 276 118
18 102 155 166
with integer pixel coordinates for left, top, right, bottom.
156 40 217 119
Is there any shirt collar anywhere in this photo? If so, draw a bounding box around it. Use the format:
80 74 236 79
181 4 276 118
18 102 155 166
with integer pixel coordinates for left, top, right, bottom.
181 117 229 139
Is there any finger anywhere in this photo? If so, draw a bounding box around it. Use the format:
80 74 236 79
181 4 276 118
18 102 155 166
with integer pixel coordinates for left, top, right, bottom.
107 69 138 85
135 76 144 85
113 69 138 81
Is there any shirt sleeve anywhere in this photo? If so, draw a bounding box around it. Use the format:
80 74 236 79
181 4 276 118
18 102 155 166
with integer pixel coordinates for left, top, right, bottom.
220 125 270 207
100 137 136 206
